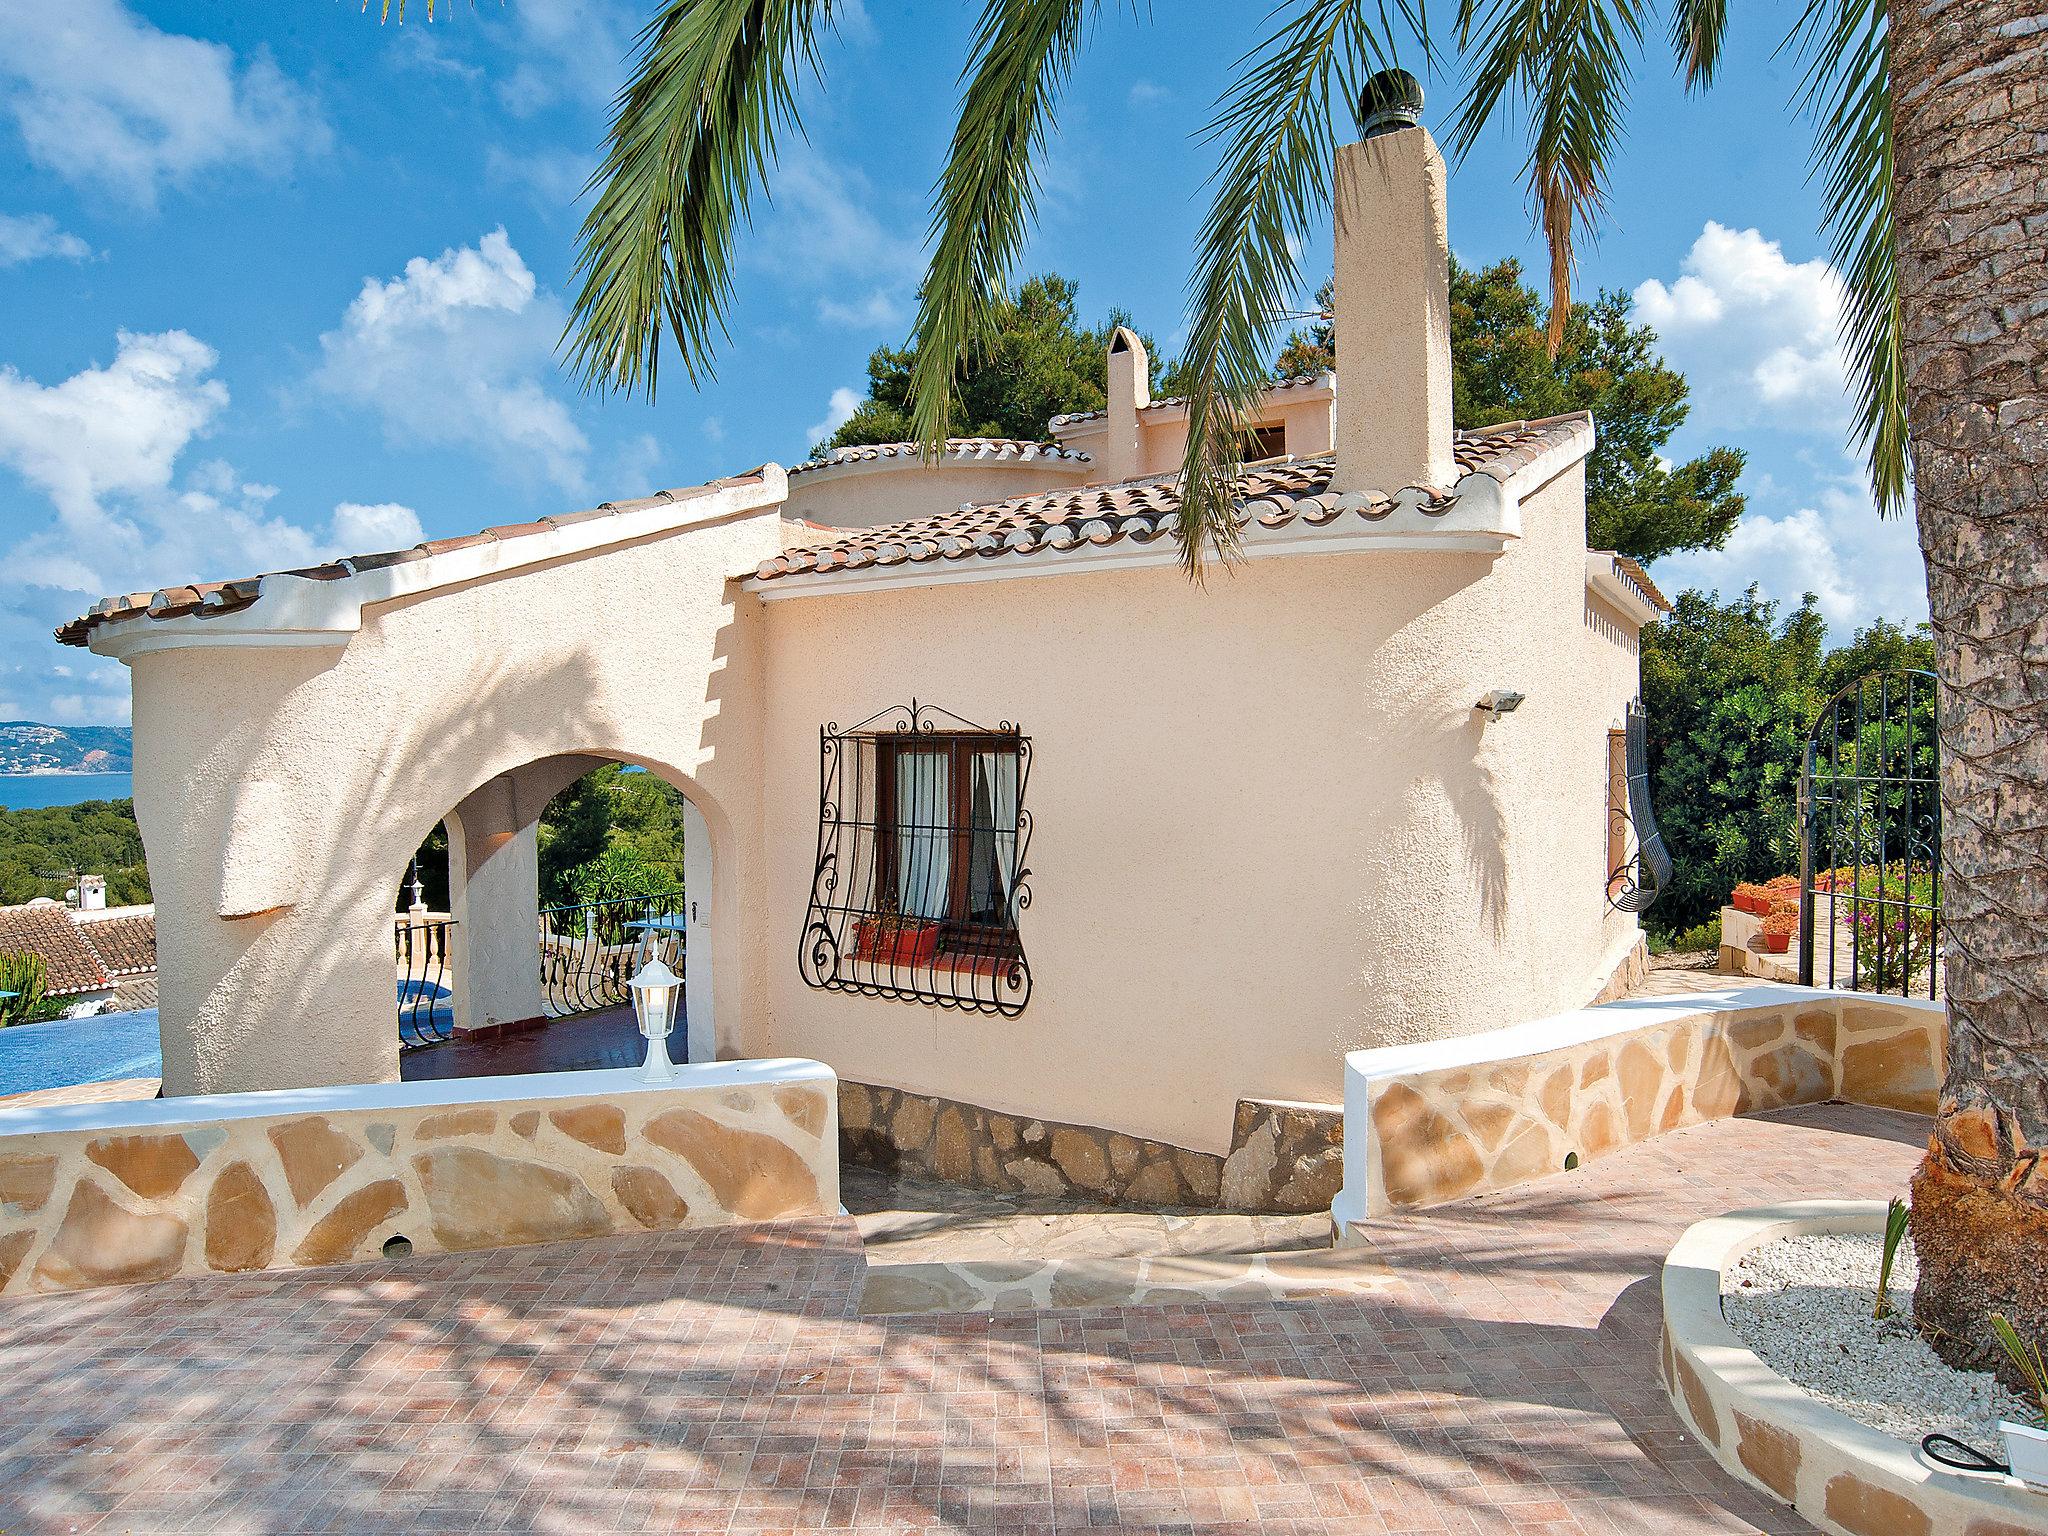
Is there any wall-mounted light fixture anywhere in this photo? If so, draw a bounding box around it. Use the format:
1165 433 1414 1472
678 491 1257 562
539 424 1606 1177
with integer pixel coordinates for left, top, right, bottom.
1475 690 1526 718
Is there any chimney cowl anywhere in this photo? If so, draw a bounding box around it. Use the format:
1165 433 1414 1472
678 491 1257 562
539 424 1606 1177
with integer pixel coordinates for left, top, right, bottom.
1356 68 1425 139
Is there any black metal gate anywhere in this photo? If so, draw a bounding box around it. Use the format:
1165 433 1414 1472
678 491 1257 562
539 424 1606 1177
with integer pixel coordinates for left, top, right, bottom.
1798 668 1942 997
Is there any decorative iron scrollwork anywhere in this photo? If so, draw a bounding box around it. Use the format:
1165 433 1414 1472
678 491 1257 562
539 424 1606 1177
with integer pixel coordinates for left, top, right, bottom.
798 700 1033 1016
1607 702 1671 915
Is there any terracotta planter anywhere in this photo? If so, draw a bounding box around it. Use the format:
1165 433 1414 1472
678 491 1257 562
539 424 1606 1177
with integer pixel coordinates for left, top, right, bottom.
853 918 940 967
1760 927 1794 954
1733 890 1768 916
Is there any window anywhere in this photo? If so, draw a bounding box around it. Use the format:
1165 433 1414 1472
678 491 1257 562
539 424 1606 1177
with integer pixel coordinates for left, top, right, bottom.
1242 422 1287 461
799 703 1033 1015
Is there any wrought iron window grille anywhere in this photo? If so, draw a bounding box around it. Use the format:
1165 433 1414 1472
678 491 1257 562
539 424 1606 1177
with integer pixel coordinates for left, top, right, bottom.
799 701 1033 1015
1607 702 1672 914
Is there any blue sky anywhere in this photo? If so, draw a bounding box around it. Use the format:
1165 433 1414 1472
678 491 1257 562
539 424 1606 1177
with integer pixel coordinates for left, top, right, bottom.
0 0 1928 726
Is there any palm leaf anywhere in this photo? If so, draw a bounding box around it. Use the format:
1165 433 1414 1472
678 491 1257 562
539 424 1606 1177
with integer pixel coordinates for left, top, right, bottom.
1176 1 1425 574
1450 0 1651 352
906 0 1102 457
1788 0 1907 515
565 0 837 397
1668 0 1727 88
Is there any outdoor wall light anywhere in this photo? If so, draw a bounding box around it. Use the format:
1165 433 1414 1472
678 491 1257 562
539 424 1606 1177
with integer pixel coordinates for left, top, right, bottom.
627 957 682 1083
1476 690 1526 718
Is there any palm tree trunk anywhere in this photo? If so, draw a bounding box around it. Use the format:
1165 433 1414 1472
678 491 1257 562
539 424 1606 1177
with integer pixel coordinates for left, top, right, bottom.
1891 0 2048 1379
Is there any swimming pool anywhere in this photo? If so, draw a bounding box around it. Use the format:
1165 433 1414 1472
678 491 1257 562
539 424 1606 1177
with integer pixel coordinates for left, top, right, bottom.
0 1008 164 1097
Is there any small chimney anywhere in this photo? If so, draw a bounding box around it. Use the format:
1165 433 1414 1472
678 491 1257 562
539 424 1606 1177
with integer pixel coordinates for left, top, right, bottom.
1332 69 1455 497
76 874 107 912
1102 325 1150 481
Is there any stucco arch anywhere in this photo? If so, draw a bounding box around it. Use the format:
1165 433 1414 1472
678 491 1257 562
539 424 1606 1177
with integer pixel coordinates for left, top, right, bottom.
117 482 785 1097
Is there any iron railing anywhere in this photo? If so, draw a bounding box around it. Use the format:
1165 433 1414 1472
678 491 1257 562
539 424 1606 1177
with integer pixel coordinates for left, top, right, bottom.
798 701 1033 1016
1799 668 1942 998
395 916 456 1049
539 890 686 1016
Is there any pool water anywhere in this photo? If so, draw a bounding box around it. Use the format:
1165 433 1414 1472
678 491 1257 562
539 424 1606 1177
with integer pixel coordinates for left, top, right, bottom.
0 1008 164 1097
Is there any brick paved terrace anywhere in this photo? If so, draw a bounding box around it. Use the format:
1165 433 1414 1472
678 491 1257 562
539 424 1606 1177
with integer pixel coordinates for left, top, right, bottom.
0 1100 1923 1535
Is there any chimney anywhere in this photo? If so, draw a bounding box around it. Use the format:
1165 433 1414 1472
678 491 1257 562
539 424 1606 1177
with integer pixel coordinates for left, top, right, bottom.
1332 69 1455 497
1102 325 1150 481
76 873 107 911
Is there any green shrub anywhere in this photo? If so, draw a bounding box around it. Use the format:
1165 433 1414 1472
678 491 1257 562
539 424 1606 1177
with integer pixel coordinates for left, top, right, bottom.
1649 917 1721 955
0 953 63 1027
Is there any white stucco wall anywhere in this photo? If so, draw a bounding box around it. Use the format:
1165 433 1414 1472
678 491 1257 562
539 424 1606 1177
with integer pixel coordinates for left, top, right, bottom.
123 499 783 1096
752 456 1642 1152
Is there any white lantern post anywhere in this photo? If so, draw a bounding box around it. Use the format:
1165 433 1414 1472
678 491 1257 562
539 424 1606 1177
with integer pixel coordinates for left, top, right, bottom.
627 957 682 1083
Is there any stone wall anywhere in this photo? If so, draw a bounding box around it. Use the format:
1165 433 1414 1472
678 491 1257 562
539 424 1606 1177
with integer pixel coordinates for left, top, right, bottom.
0 1062 837 1299
839 1080 1343 1215
1337 987 1945 1220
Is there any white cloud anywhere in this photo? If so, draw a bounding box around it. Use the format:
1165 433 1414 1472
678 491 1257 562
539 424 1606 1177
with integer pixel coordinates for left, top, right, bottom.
484 145 596 209
330 502 425 554
757 149 925 331
0 212 92 266
0 333 451 723
1655 463 1928 633
806 387 861 447
314 228 592 495
1128 79 1171 107
0 0 329 207
494 0 638 114
1634 222 1852 433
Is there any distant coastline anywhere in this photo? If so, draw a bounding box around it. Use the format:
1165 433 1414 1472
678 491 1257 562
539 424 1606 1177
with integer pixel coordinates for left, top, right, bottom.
0 769 120 777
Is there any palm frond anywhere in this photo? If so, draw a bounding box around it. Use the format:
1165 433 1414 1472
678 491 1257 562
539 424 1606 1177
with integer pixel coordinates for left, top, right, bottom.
1176 1 1424 574
1668 0 1727 88
564 0 835 398
1450 0 1650 352
1788 0 1907 515
364 0 469 19
907 0 1100 457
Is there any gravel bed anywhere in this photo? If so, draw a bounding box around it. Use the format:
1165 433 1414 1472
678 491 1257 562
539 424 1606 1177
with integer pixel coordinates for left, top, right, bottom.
1722 1230 2039 1447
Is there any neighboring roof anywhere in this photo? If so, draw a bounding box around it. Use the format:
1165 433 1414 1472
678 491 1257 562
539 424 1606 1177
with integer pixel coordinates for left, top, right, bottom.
1047 372 1333 429
76 910 157 980
56 471 773 650
788 438 1092 477
756 414 1587 584
0 903 108 996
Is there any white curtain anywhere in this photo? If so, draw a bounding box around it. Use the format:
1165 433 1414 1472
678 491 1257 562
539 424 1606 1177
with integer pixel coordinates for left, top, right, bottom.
895 750 951 919
970 750 1019 919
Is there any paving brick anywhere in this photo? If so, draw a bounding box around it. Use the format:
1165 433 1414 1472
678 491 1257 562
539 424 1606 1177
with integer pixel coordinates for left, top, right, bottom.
0 1103 1926 1534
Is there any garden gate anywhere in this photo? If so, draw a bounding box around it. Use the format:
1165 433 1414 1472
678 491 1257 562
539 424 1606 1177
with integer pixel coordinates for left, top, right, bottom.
1797 668 1942 997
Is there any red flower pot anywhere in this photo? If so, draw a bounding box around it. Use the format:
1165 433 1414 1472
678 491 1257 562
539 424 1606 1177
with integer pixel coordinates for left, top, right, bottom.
853 917 940 967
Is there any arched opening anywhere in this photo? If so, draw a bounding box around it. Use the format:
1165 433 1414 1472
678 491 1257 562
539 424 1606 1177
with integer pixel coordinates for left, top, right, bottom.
389 753 719 1081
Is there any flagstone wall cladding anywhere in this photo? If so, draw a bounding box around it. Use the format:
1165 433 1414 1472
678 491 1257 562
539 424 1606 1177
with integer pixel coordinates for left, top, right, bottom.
837 1080 1343 1214
0 1077 835 1299
1358 994 1946 1214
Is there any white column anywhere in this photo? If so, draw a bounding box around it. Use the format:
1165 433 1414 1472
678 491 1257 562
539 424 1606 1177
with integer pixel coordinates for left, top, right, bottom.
446 777 546 1035
683 796 717 1062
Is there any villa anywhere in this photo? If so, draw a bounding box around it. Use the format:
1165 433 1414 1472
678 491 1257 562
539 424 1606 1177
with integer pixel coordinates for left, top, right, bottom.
0 83 2007 1536
51 100 1669 1214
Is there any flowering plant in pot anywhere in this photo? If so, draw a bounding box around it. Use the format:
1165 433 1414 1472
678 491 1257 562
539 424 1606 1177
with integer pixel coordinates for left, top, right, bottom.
1760 911 1798 954
1732 883 1770 915
853 903 941 966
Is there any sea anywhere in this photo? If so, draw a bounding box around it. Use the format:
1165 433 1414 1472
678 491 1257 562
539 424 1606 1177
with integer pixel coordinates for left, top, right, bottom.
0 772 134 810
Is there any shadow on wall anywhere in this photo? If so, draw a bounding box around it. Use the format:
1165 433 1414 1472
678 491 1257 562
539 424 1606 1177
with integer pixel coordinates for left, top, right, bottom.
165 633 744 1093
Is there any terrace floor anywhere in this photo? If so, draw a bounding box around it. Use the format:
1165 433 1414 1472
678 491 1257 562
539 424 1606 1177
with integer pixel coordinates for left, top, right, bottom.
0 1099 1925 1535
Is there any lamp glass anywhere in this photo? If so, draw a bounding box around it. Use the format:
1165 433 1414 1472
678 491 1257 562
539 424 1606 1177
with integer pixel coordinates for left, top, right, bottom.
627 957 682 1081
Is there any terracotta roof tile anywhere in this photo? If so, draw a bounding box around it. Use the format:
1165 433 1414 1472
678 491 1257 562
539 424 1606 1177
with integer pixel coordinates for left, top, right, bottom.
76 911 157 979
788 438 1092 477
1047 372 1332 428
757 414 1588 584
0 904 108 996
56 470 770 649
